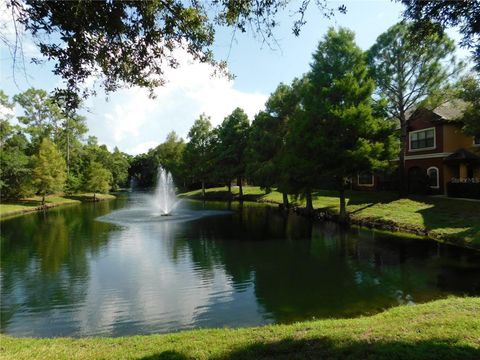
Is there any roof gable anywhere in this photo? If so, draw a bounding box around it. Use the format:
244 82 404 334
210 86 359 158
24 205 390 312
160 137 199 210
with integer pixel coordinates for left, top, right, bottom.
407 100 467 124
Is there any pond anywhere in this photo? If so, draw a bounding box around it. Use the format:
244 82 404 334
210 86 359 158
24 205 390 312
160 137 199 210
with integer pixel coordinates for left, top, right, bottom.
1 192 479 337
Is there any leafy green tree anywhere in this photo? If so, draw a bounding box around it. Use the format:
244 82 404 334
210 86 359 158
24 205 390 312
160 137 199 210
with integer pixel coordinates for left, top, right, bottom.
305 27 396 222
81 137 115 190
54 113 88 175
282 76 321 213
129 152 158 189
457 74 480 136
14 88 90 193
5 1 343 104
1 92 32 199
85 161 111 201
215 108 250 198
31 138 66 205
247 82 300 208
368 22 459 196
0 121 32 199
400 0 480 69
247 111 278 189
153 131 186 186
108 147 130 191
183 114 214 197
13 88 64 150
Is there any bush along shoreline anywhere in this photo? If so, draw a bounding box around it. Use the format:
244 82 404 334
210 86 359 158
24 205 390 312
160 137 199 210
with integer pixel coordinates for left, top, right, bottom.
179 186 480 251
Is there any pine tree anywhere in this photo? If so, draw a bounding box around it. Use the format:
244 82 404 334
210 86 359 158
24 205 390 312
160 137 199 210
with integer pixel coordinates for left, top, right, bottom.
183 114 214 198
215 108 250 198
32 138 67 205
304 27 396 222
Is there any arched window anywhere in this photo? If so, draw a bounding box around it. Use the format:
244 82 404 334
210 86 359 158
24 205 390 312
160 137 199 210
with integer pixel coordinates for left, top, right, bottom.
427 167 439 189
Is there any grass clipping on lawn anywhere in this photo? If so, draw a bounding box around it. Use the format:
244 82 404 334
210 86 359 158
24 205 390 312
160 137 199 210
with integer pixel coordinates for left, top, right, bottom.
1 297 479 359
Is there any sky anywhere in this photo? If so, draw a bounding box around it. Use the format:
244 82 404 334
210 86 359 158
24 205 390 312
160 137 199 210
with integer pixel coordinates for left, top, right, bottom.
0 0 473 155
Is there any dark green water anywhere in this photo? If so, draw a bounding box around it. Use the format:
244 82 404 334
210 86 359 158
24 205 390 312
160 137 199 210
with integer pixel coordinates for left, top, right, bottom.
1 193 479 337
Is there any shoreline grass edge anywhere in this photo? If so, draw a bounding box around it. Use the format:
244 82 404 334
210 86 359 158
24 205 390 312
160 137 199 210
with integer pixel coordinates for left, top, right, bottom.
1 297 479 360
179 186 480 250
0 193 116 220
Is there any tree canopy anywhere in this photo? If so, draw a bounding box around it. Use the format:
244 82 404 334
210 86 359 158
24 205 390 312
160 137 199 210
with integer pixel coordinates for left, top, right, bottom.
458 74 480 135
400 0 480 69
183 114 214 196
302 27 396 219
85 161 111 200
1 88 131 199
32 138 67 204
4 0 345 106
215 107 250 197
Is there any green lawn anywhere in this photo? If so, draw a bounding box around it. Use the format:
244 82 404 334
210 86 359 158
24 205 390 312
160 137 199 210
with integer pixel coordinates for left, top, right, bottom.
180 186 480 247
1 297 478 359
0 193 115 219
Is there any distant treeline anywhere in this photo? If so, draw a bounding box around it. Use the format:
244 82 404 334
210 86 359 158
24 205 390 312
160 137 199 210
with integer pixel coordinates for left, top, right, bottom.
1 89 131 203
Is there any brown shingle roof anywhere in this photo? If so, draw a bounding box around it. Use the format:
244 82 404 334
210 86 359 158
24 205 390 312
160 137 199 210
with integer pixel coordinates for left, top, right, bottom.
431 100 467 121
406 99 468 122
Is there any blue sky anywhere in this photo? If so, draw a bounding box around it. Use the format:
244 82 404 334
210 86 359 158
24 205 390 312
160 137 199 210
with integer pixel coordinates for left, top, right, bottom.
0 0 472 155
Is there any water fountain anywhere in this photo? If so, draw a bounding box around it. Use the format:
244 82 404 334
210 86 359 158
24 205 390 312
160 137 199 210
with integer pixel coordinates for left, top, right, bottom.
151 167 180 216
97 167 231 226
129 177 136 192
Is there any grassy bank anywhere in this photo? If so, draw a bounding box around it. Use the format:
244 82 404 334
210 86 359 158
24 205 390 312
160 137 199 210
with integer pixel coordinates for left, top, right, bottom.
1 297 479 359
0 193 116 219
180 186 480 247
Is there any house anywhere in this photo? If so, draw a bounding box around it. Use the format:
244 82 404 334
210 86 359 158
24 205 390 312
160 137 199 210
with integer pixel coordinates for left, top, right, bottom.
404 101 480 197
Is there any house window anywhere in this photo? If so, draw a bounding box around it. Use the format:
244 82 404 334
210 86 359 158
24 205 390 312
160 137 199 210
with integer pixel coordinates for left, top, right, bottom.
474 135 480 146
409 128 435 150
358 172 374 186
427 167 439 189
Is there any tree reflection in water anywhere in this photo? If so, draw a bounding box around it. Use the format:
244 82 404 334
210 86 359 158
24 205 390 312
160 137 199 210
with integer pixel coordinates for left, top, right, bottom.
1 195 479 337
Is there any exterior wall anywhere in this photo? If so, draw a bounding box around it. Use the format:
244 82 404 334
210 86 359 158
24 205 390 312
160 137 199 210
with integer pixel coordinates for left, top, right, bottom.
443 124 477 152
404 110 478 195
405 157 445 195
406 110 444 156
443 164 458 194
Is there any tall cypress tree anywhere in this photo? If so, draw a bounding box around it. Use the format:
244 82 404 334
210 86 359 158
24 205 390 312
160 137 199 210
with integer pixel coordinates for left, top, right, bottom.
247 82 300 208
215 108 250 198
304 27 396 222
183 114 214 197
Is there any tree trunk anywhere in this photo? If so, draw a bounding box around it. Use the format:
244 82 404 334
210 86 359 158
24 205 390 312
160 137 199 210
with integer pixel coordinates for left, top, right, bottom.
42 194 45 207
66 128 70 177
339 186 348 224
238 177 243 199
93 192 96 201
227 182 231 195
305 189 313 214
399 114 408 197
282 191 289 209
201 180 205 198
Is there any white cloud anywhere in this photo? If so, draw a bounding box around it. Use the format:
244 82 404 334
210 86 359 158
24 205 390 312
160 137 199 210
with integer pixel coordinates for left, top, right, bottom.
126 141 160 155
83 48 268 155
0 0 41 59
